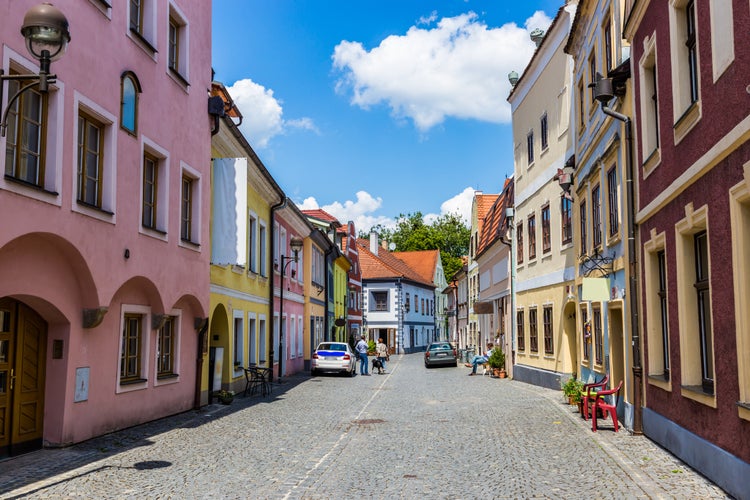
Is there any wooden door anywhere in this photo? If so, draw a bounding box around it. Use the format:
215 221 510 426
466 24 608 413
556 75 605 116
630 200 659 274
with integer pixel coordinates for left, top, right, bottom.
0 299 47 457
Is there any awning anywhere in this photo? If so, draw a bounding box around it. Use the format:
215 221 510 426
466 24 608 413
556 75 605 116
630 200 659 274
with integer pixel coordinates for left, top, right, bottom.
473 301 494 314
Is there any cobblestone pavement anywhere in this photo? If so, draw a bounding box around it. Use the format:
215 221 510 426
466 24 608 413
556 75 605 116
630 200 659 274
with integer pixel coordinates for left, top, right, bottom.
0 354 732 499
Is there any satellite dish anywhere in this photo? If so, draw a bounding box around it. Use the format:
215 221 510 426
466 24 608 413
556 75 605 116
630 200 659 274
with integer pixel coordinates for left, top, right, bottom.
388 242 396 251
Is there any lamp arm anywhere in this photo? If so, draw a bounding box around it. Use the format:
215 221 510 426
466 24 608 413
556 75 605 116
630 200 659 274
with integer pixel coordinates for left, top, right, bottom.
0 75 55 137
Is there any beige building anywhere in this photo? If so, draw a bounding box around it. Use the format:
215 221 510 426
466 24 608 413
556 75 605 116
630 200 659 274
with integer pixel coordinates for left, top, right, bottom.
508 2 578 389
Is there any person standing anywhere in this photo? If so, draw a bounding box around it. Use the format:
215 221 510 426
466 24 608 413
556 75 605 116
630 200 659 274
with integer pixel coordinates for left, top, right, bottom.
375 338 388 374
355 336 370 375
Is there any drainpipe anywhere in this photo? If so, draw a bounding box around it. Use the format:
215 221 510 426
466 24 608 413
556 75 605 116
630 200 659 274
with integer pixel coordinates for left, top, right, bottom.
193 317 209 409
269 196 287 382
601 103 643 435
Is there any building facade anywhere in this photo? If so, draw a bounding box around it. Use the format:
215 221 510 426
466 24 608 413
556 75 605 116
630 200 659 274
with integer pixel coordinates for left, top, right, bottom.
624 0 750 495
0 0 212 455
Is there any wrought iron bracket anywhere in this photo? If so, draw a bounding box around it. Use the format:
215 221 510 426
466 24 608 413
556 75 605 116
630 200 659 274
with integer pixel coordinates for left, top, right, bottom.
580 250 614 277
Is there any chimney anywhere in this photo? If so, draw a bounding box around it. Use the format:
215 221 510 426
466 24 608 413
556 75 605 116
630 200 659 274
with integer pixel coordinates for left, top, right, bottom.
370 231 378 256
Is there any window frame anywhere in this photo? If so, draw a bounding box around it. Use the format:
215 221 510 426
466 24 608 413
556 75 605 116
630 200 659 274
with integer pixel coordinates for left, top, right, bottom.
120 71 141 135
561 195 573 245
516 310 525 352
528 214 537 260
540 112 548 151
607 166 619 237
593 304 603 365
76 111 104 208
526 130 534 166
541 204 551 254
156 313 180 382
179 162 201 248
529 307 538 353
543 305 553 355
117 304 151 392
579 199 588 256
592 184 602 249
167 2 190 86
4 74 47 187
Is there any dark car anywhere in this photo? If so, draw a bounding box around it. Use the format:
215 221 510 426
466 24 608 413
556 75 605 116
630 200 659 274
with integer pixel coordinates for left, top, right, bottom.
424 342 458 368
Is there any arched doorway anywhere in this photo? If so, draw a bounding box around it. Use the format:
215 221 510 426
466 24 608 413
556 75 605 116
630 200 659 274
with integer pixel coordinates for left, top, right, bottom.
0 298 47 457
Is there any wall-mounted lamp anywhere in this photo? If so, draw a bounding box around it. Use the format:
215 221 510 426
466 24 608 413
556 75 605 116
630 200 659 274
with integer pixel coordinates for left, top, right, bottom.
508 71 519 87
1 3 71 136
277 236 304 380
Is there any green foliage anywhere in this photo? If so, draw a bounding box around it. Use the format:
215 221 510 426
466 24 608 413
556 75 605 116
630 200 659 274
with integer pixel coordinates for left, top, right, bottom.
561 376 584 402
487 347 505 369
362 212 470 279
367 340 376 352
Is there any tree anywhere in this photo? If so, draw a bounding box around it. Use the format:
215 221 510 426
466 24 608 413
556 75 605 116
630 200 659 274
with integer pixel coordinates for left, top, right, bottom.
363 212 469 279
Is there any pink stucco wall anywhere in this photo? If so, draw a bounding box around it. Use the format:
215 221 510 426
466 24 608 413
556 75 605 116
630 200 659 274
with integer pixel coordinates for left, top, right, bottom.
1 1 211 447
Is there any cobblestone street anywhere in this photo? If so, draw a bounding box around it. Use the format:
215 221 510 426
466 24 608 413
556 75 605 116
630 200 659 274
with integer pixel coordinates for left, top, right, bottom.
0 354 731 499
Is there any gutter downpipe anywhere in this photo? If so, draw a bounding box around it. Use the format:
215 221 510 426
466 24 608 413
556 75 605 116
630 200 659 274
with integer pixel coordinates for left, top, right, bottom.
601 104 643 435
269 196 288 383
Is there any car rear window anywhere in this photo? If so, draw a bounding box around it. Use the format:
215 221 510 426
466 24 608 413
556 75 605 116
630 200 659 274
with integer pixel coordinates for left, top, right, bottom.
319 343 346 351
432 343 451 350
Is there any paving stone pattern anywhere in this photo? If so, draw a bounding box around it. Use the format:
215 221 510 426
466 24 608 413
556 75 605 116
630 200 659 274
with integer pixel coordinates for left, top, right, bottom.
0 354 732 499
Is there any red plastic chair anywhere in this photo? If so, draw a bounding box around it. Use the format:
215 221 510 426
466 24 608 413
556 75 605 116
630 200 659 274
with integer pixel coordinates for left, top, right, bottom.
592 380 623 432
580 373 610 420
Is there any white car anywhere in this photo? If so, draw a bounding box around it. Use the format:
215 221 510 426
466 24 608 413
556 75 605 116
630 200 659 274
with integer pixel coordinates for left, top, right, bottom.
311 342 357 377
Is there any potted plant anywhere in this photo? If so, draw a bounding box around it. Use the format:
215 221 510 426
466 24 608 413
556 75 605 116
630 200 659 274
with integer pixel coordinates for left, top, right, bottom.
367 339 377 355
561 376 584 405
487 347 506 378
216 389 235 405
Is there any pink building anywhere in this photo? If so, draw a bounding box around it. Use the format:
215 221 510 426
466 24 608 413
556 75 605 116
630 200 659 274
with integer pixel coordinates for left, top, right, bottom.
0 1 212 456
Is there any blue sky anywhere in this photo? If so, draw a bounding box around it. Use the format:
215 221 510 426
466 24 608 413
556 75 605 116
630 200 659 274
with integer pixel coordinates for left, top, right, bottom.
212 1 561 232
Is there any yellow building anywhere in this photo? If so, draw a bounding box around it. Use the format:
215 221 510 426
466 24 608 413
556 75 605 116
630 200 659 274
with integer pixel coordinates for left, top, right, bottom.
207 83 285 399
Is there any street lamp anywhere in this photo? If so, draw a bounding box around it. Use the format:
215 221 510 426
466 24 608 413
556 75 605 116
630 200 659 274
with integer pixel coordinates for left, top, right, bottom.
1 3 71 136
278 236 303 381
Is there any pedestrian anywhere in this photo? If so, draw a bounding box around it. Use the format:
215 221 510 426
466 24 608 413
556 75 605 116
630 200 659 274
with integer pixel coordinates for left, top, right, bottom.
375 337 388 374
465 342 493 376
355 335 370 375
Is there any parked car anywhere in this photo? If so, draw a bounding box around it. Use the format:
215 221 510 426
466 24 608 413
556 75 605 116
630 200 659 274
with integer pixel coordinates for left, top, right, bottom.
311 342 357 377
424 342 458 368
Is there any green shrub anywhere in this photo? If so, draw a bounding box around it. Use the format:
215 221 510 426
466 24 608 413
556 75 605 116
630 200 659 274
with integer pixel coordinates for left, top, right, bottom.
561 376 584 403
487 347 505 369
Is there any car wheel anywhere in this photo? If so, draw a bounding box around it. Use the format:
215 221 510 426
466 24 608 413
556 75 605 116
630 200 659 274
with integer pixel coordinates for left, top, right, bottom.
453 362 458 367
311 369 318 377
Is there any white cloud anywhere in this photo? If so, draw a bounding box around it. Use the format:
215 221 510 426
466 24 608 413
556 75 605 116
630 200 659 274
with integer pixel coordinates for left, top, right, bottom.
332 11 552 131
298 187 479 234
226 78 317 149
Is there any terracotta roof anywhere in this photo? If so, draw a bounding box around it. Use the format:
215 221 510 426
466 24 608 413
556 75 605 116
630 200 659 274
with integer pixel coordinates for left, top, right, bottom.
477 178 515 256
356 239 434 287
301 209 341 225
391 249 440 284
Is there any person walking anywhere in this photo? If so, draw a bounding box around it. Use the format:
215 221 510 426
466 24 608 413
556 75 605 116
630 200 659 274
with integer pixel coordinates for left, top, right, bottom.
355 335 370 375
375 337 388 374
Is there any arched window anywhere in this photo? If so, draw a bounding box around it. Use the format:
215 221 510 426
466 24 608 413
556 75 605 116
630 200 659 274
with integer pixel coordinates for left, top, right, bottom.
120 71 142 134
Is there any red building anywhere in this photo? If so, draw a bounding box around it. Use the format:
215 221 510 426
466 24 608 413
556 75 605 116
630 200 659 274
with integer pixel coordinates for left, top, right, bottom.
624 1 750 495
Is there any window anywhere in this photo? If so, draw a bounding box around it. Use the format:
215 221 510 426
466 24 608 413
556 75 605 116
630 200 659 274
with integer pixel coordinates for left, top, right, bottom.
180 165 201 246
658 250 670 380
248 214 258 273
580 200 588 256
120 313 144 383
372 291 388 312
593 304 603 365
528 215 537 260
607 167 619 236
581 306 590 361
248 316 257 365
77 112 104 207
157 316 175 377
129 0 156 50
694 231 714 394
639 41 660 160
561 196 573 245
676 206 714 401
730 180 750 416
167 3 189 85
517 222 524 264
540 113 548 151
541 205 551 253
543 305 553 355
578 80 586 130
529 308 538 353
120 71 141 135
589 52 597 105
234 315 244 368
289 316 296 359
415 294 419 313
669 0 700 128
298 317 304 357
592 185 602 249
259 318 267 363
405 293 410 312
259 222 267 276
526 130 534 165
4 76 47 186
142 152 159 229
516 310 525 351
603 16 613 73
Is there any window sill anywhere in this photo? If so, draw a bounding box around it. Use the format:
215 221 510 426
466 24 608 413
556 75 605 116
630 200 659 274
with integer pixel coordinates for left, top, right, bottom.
2 175 60 205
155 373 179 386
140 226 168 242
680 384 717 408
673 99 701 146
168 68 190 90
179 238 201 252
642 147 661 178
647 374 671 392
129 28 158 57
738 402 750 422
74 200 115 224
